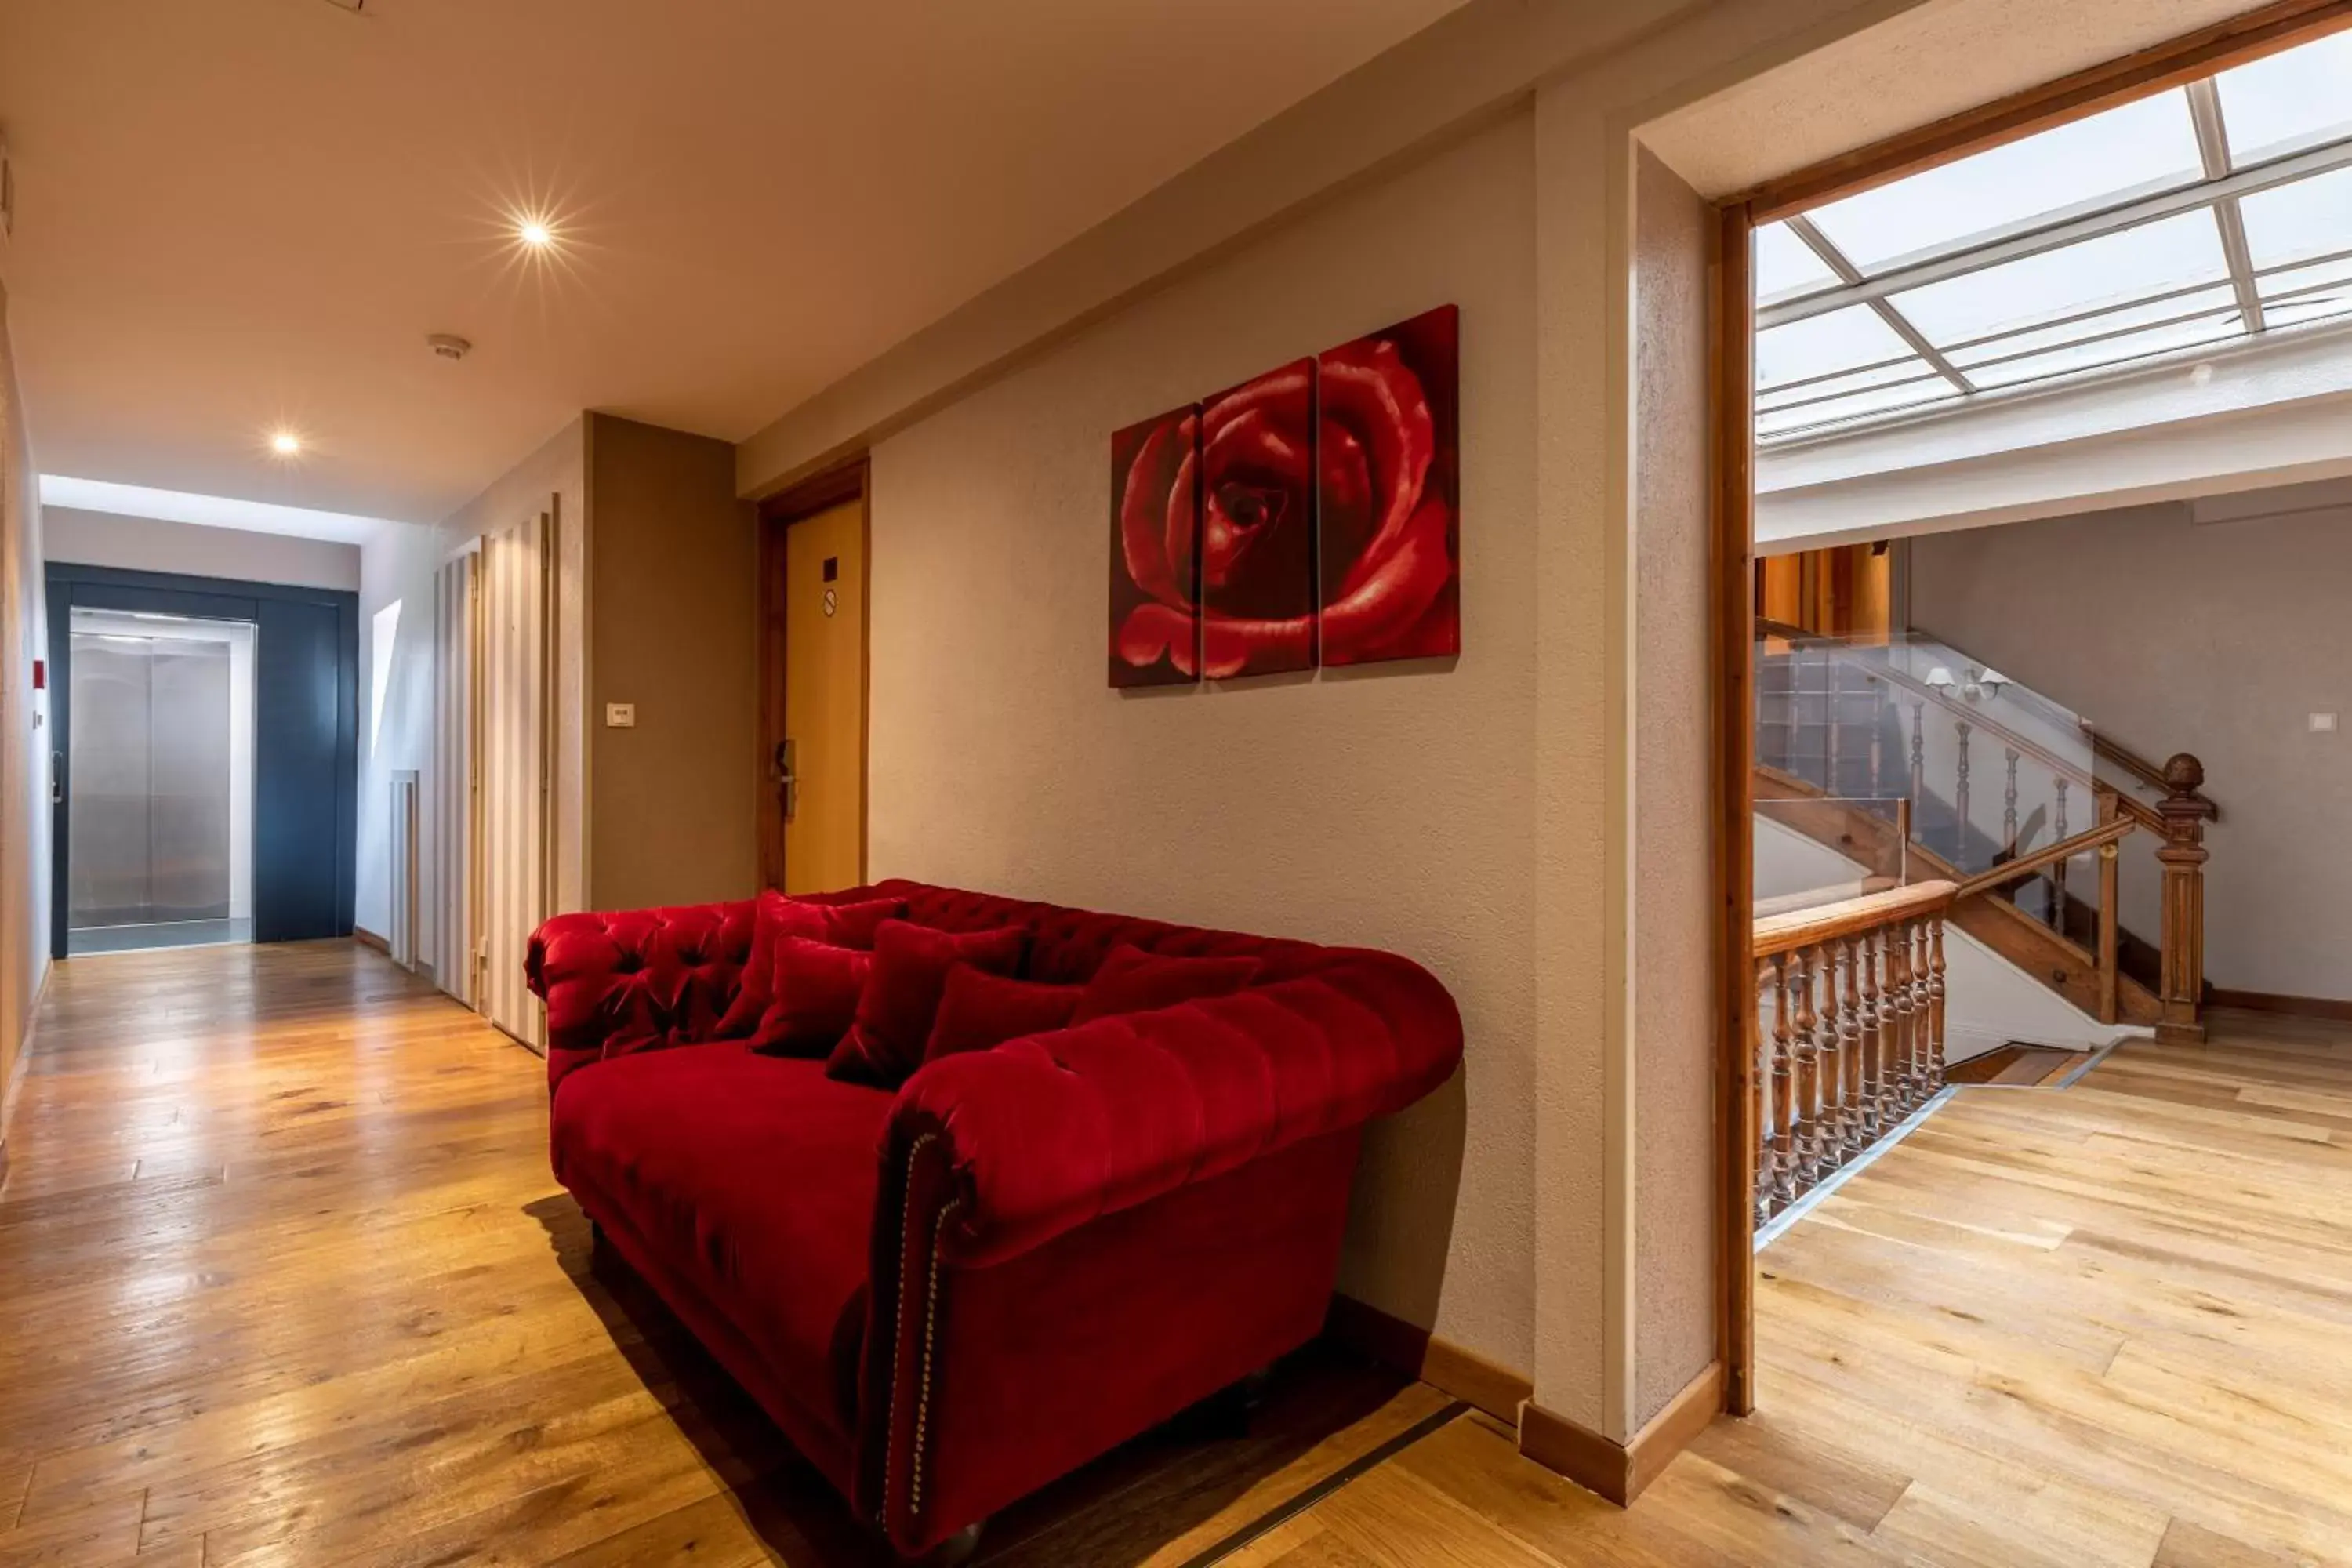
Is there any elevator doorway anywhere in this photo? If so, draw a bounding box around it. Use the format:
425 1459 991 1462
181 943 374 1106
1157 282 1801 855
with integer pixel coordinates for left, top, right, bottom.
65 608 256 955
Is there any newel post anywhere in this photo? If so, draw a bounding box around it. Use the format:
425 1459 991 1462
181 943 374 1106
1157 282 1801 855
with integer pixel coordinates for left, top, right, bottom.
2154 753 2215 1045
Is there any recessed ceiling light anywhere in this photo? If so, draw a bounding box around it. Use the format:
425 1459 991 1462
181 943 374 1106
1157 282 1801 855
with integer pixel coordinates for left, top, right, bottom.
517 220 553 248
270 432 302 456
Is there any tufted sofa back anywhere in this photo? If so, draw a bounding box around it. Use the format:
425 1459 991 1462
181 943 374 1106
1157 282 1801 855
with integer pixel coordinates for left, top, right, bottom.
528 880 1343 1094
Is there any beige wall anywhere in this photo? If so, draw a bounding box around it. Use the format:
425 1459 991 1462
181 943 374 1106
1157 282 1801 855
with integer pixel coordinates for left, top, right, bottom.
43 507 360 592
868 113 1539 1374
0 286 50 1149
1911 502 2352 1002
1628 146 1718 1427
584 414 757 911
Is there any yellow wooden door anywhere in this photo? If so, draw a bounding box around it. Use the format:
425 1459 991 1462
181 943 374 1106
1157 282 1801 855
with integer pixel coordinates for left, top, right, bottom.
781 501 866 895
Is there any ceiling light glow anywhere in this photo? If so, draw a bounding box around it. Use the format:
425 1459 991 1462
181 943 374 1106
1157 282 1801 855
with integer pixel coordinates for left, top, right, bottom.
517 219 554 248
270 432 302 457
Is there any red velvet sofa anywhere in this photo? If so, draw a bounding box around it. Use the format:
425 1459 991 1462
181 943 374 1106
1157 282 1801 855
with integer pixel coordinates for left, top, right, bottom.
528 880 1461 1559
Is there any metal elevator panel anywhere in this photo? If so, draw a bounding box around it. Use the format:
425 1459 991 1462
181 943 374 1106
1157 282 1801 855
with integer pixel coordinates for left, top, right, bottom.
68 630 234 928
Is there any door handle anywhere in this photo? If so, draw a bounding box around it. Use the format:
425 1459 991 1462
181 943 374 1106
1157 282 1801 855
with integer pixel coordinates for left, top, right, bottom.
49 752 61 806
774 739 797 822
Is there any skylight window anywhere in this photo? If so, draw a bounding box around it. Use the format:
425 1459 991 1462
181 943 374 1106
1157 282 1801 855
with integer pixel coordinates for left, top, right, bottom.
1802 92 2205 270
1755 24 2352 446
1890 211 2232 347
1754 221 1842 303
2214 30 2352 162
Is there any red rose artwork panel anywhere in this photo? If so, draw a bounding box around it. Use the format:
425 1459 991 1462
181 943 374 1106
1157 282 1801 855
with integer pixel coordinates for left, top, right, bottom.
1317 303 1460 666
1109 403 1201 687
1196 359 1316 677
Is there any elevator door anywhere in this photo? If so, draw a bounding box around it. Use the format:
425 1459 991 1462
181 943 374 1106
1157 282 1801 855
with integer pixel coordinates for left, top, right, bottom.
68 630 234 930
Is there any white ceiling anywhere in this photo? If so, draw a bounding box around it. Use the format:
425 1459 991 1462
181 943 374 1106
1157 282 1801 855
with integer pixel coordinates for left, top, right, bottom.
0 0 1471 524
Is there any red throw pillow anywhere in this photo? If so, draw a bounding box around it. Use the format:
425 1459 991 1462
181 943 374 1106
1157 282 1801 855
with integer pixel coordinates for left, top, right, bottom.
923 965 1080 1065
1070 945 1262 1023
749 937 873 1056
715 891 902 1038
826 921 1028 1088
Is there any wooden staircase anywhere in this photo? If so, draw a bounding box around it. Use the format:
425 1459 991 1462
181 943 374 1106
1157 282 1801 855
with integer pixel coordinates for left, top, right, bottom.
1755 626 2219 1041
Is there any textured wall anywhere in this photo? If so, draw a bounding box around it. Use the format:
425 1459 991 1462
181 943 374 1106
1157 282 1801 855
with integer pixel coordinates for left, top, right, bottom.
585 415 757 912
354 523 439 944
1629 146 1718 1429
44 508 359 592
0 289 49 1142
1912 502 2352 1002
867 114 1540 1374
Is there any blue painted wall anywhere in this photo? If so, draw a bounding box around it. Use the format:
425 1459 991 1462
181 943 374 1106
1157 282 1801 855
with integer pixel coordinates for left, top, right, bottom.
45 564 358 956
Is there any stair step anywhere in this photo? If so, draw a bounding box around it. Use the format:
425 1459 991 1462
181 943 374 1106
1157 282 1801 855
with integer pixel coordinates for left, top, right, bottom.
1945 1045 2092 1087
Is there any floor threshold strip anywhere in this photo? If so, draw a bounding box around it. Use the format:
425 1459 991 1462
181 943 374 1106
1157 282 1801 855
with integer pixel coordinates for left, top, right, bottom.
1755 1087 1955 1250
1177 1399 1472 1568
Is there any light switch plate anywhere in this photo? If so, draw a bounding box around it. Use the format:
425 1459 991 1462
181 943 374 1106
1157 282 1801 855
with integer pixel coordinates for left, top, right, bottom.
2311 713 2338 733
605 702 637 728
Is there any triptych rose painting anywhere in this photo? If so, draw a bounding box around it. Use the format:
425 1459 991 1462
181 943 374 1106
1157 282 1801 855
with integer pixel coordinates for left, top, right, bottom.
1108 303 1459 686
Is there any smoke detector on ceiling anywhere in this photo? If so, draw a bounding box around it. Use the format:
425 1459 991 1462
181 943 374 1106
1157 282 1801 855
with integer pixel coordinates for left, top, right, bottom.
427 334 472 362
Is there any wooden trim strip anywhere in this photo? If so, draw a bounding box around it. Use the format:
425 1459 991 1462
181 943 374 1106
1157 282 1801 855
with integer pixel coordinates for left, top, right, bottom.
1753 880 1955 956
1740 0 2352 222
1323 1294 1534 1426
352 926 390 954
1519 1360 1726 1505
2209 989 2352 1022
1711 197 1759 1421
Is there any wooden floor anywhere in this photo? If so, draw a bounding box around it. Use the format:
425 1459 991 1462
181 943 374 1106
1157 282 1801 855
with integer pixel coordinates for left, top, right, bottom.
5 949 2352 1566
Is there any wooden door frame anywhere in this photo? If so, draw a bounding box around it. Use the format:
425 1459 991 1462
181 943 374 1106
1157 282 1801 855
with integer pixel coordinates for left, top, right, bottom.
757 457 873 893
1706 0 2352 1417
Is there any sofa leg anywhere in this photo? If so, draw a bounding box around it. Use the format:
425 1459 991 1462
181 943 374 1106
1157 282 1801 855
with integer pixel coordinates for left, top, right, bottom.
587 1219 609 1269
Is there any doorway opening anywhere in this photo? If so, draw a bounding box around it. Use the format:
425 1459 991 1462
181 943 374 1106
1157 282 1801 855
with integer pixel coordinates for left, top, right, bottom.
1715 0 2352 1415
64 608 256 955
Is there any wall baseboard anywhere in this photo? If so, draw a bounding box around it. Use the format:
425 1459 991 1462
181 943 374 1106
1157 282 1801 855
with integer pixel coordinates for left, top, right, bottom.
1323 1294 1534 1426
352 926 390 954
1518 1359 1723 1506
2209 989 2352 1023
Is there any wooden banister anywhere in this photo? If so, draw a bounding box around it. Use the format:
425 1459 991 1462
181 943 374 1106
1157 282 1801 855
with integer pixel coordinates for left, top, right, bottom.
1951 816 2136 901
1755 880 1956 956
2092 731 2221 822
2155 753 2215 1044
1751 880 1954 1229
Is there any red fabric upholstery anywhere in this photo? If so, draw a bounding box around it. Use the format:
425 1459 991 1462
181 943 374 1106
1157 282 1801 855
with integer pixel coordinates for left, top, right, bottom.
532 880 1463 1555
750 938 873 1055
717 892 903 1039
1070 944 1261 1023
923 967 1080 1063
828 921 1026 1089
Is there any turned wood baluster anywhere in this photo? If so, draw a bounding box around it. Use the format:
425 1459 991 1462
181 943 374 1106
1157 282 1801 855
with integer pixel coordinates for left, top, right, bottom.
1825 673 1843 797
1867 679 1886 797
2052 776 2070 928
1857 929 1886 1139
1769 953 1798 1211
2156 753 2214 1045
2096 789 2122 1026
1791 946 1824 1188
1909 920 1937 1099
1755 981 1777 1229
2002 749 2020 856
1953 721 1973 864
1886 920 1916 1118
1818 941 1848 1171
1836 935 1866 1158
1927 917 1948 1086
1909 702 1926 806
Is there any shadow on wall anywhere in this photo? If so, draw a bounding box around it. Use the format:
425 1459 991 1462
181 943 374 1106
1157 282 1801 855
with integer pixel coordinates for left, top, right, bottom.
1338 1067 1467 1334
1115 654 1461 701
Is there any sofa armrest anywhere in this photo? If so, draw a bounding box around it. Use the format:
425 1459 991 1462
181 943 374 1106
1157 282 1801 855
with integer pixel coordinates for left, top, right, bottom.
528 902 756 1095
884 948 1461 1269
857 949 1461 1551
